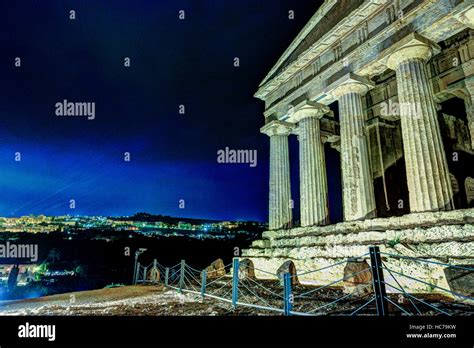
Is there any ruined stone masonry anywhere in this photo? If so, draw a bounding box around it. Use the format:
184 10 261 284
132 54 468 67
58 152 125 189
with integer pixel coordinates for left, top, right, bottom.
243 0 474 294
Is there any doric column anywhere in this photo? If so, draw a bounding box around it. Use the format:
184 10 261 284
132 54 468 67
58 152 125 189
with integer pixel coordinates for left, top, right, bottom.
326 74 377 221
386 35 453 212
463 77 474 150
292 101 330 227
261 120 294 230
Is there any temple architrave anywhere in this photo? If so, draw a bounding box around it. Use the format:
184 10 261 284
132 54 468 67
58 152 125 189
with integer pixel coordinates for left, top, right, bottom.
243 0 474 293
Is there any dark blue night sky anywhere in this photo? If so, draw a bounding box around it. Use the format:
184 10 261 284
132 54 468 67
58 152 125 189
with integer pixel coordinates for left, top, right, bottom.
0 0 342 222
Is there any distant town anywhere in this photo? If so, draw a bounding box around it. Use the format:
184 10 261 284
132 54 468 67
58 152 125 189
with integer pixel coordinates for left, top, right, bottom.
0 213 266 300
0 213 267 240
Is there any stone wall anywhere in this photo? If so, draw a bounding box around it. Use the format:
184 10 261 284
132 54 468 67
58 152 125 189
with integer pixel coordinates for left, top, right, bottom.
242 209 474 295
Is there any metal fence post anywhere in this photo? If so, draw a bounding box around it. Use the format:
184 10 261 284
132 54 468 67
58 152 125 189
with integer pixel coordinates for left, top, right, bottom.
232 258 240 309
283 272 293 316
201 270 207 298
153 259 158 283
165 267 169 287
133 259 137 285
179 259 185 292
369 246 389 316
143 266 148 283
134 262 141 284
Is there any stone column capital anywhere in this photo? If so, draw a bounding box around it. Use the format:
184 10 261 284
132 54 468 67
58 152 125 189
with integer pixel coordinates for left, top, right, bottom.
385 33 440 70
323 134 340 144
288 100 330 123
325 73 374 99
260 120 294 137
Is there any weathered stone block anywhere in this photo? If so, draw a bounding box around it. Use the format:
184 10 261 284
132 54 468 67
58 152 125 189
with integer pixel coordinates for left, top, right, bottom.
276 260 298 286
204 259 226 278
147 268 160 282
342 260 373 296
444 265 474 300
238 258 256 280
343 260 372 286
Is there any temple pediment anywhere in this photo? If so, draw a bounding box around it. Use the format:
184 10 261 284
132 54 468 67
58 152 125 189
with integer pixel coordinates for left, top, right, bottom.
260 0 364 86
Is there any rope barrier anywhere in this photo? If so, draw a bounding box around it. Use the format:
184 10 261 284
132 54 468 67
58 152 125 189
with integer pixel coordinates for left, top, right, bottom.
381 260 421 314
238 290 253 305
168 277 179 285
236 301 285 314
238 280 275 310
168 263 182 270
384 296 412 316
288 310 316 316
349 297 375 316
383 266 474 302
185 274 201 288
306 292 353 314
185 264 205 273
292 254 370 278
183 275 199 293
155 261 166 268
382 281 452 316
204 273 230 287
179 287 201 298
156 264 166 274
207 279 232 297
241 277 284 299
184 268 202 285
145 262 154 269
380 252 474 272
250 266 277 277
185 269 203 278
202 292 233 304
184 271 200 287
168 274 180 287
220 287 233 301
306 284 373 314
141 250 469 317
295 268 371 299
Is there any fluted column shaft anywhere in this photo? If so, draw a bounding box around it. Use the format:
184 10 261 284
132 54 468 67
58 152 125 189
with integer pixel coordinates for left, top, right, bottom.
464 78 474 150
388 44 453 212
295 103 329 227
326 75 377 221
465 99 474 150
337 90 376 221
262 121 293 230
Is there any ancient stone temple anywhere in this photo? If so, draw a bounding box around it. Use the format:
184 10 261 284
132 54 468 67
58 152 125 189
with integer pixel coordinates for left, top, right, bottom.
243 0 474 293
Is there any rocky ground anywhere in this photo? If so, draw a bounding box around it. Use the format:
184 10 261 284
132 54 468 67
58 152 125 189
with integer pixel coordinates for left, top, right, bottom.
0 281 472 316
0 285 230 316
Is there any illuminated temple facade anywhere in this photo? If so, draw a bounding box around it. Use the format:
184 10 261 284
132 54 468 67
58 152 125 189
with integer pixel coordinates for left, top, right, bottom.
243 0 474 292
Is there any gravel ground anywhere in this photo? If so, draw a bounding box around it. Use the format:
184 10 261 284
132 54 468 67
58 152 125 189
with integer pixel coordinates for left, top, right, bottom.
0 282 472 316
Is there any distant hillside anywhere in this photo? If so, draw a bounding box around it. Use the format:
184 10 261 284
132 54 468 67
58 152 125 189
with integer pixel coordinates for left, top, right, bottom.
110 212 260 226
